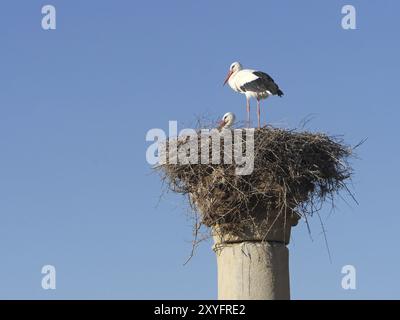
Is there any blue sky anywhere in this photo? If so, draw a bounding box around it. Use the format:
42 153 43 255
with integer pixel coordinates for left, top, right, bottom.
0 0 399 299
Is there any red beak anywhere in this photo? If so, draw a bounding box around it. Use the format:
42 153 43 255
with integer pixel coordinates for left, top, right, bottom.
223 70 233 86
218 120 225 129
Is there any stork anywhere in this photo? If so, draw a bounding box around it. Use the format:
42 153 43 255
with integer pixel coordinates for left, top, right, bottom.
223 61 283 128
217 112 236 130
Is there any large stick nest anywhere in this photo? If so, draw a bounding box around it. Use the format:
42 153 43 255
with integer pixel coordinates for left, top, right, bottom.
157 127 354 236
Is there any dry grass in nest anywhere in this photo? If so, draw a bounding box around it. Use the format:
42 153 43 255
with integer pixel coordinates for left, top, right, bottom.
157 126 356 242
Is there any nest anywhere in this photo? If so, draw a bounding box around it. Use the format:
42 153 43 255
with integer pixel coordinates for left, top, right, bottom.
157 127 354 238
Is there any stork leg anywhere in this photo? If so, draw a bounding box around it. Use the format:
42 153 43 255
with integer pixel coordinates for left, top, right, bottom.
257 99 261 128
246 97 250 128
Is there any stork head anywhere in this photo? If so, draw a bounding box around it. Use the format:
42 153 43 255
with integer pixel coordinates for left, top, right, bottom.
223 61 242 85
218 112 236 129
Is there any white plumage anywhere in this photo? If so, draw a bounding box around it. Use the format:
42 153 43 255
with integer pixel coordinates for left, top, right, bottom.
223 61 283 128
218 112 236 130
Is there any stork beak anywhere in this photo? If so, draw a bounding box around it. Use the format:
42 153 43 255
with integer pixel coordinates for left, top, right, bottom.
218 120 225 129
223 70 233 86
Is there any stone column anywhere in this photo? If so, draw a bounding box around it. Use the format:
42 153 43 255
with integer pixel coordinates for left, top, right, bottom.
213 210 299 300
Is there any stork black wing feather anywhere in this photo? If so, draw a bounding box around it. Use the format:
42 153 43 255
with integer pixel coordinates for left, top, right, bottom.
240 71 284 97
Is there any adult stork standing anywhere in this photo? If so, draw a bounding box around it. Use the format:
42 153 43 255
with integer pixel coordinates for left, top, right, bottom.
223 61 284 128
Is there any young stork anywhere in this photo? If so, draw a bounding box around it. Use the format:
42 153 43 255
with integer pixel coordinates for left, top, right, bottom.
223 61 283 128
217 112 236 130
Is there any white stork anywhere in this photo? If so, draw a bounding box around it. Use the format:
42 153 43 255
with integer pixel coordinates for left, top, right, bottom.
217 112 236 130
223 61 283 128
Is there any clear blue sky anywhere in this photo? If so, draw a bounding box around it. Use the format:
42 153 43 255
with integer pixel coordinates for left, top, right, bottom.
0 0 399 299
